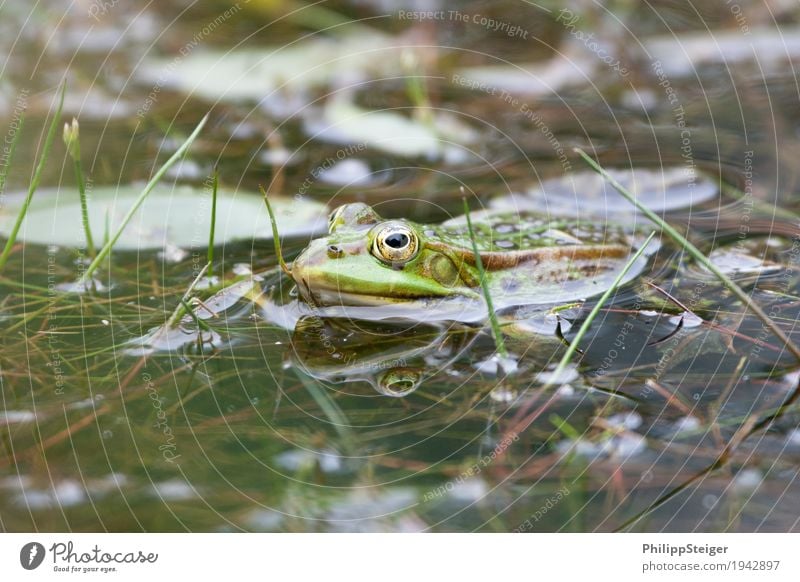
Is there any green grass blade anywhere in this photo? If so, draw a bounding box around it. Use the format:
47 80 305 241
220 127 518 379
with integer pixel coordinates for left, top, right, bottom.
63 118 96 257
544 230 656 388
574 147 800 363
463 197 508 358
259 185 292 276
166 262 210 329
0 82 65 273
207 168 218 278
80 114 209 284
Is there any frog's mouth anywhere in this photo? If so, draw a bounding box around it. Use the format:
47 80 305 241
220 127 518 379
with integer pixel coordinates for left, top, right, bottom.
293 275 462 307
289 262 413 307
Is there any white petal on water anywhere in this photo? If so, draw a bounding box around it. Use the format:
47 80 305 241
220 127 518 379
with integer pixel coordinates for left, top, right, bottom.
536 365 579 385
152 479 196 501
449 478 489 501
245 509 284 531
259 147 297 166
53 480 86 506
732 468 764 492
556 384 575 398
612 433 647 457
645 27 800 76
0 410 36 425
454 52 595 96
318 158 374 187
232 263 253 276
157 244 189 263
607 411 643 430
672 415 702 434
474 354 519 376
275 449 344 474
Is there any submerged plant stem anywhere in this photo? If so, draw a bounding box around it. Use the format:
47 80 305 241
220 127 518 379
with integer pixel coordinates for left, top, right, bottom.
80 114 209 284
574 147 800 363
0 83 65 273
463 198 508 358
545 231 656 388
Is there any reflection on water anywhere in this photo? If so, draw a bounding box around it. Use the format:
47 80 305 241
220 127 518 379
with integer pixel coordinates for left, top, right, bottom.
2 0 800 532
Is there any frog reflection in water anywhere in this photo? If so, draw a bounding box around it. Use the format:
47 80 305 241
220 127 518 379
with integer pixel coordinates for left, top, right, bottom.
284 202 653 319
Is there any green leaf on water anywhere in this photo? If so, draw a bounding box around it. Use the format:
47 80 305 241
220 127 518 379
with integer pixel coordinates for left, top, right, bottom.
0 185 328 251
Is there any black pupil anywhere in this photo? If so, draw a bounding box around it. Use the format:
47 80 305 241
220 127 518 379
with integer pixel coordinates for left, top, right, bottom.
385 232 409 249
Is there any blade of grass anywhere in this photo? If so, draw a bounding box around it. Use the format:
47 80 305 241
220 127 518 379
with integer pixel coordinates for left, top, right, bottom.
79 114 209 284
165 262 210 329
207 167 218 278
463 197 508 358
0 82 65 273
574 146 800 363
63 118 96 257
259 185 292 276
179 297 212 331
543 231 656 388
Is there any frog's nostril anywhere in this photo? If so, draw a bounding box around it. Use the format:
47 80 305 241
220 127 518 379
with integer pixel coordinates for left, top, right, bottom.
327 245 344 258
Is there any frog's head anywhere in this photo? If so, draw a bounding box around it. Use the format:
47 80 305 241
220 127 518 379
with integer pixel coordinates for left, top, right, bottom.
288 203 478 306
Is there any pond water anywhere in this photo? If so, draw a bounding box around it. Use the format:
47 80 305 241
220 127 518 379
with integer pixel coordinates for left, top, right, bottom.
2 1 800 532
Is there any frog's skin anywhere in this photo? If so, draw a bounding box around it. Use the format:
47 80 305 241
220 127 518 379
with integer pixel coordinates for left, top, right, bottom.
286 203 652 319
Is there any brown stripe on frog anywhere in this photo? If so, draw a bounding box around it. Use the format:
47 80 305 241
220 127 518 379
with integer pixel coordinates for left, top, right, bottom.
426 240 632 271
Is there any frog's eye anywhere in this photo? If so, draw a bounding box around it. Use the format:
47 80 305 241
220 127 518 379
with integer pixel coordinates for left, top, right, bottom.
371 222 419 264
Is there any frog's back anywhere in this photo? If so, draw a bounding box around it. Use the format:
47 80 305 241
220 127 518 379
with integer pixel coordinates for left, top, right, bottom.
433 210 634 253
434 209 648 308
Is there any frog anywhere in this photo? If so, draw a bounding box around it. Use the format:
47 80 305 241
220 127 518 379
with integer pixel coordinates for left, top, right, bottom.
276 202 657 323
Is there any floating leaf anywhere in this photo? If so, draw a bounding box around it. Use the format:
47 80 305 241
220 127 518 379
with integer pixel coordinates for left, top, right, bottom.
0 185 327 250
140 34 393 112
308 99 477 158
490 167 718 217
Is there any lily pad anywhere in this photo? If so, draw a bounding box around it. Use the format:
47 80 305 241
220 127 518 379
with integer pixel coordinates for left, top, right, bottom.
140 33 393 110
308 99 478 159
490 167 718 217
0 185 328 250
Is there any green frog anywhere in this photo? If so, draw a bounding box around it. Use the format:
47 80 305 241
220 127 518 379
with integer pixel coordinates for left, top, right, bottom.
276 202 656 322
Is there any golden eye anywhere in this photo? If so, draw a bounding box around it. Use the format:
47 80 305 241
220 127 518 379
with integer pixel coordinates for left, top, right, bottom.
371 222 419 264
